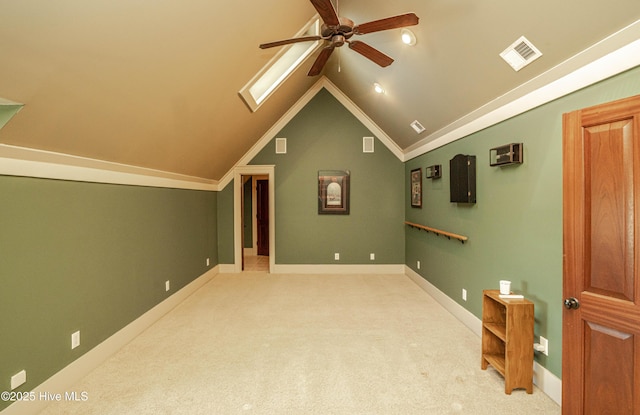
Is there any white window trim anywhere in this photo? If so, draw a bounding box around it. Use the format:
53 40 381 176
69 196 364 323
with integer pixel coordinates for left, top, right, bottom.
239 16 322 112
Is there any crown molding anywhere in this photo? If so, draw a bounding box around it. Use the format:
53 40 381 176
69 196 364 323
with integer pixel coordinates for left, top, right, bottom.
0 144 218 191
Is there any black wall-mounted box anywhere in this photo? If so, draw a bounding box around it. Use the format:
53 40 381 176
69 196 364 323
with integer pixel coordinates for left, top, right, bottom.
450 154 476 203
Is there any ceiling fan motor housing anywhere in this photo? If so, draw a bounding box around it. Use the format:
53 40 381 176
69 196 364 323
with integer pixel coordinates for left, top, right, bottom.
321 17 355 40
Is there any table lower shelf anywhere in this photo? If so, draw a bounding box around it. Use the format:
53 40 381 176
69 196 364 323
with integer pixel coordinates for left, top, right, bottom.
482 353 533 394
482 353 505 376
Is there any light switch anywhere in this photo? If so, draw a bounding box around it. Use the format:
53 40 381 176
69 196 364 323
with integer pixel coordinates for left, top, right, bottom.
11 370 26 390
71 331 80 349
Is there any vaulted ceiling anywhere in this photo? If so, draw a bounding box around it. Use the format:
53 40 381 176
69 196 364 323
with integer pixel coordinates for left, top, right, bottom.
1 0 639 183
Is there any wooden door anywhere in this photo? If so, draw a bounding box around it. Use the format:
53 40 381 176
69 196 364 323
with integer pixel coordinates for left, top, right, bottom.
563 94 640 414
256 179 269 256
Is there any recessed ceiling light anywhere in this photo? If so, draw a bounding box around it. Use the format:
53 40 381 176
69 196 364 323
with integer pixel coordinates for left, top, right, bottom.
374 83 385 94
401 29 417 46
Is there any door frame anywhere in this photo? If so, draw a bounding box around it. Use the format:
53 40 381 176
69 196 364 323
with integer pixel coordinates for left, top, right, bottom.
233 165 275 273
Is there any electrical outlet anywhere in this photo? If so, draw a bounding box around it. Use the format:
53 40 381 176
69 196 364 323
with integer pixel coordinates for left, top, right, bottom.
71 331 80 349
334 253 340 261
462 289 467 301
165 280 170 291
370 253 375 260
417 260 421 269
206 258 210 266
540 336 549 356
10 370 26 390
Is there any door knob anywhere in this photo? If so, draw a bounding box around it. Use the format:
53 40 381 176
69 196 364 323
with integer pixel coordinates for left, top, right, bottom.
564 297 580 310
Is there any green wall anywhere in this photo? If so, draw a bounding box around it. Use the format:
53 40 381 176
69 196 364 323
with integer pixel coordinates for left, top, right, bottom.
248 88 405 265
0 103 22 130
0 176 217 411
405 65 640 378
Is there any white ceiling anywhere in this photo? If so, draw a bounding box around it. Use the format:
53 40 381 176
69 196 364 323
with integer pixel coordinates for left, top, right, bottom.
1 0 640 182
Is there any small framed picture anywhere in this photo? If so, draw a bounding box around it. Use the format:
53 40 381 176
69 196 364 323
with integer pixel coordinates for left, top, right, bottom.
411 168 422 208
318 170 350 214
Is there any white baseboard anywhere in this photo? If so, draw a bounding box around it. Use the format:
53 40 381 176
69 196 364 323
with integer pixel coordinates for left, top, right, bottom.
404 266 562 406
405 266 482 336
1 267 218 415
272 264 406 274
218 263 405 274
533 361 562 405
218 264 236 273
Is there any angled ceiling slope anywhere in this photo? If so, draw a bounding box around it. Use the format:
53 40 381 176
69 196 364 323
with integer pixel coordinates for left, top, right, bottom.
0 77 397 191
403 18 640 159
1 19 640 192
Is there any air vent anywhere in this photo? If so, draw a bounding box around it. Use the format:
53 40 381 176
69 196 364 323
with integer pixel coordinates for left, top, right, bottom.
363 137 374 153
500 36 542 71
275 137 287 154
410 120 426 134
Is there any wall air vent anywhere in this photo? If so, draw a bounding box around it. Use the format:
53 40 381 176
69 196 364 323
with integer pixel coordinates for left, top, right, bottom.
363 137 374 153
275 137 287 154
410 120 426 134
500 36 542 71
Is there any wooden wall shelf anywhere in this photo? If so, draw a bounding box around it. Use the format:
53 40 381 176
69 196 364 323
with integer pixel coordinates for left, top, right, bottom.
404 221 468 244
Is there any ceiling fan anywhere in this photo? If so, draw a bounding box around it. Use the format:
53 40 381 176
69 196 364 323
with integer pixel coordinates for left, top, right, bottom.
259 0 419 76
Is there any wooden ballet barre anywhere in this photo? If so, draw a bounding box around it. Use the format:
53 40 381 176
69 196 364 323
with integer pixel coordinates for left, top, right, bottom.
404 221 468 244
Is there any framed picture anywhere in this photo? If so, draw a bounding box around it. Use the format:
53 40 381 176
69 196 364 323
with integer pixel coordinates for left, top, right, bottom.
411 168 422 208
318 170 350 214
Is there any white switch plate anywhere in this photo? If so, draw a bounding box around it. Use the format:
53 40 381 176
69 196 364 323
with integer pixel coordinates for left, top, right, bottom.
334 253 340 261
370 253 375 260
540 336 549 356
462 289 467 301
11 370 26 390
165 280 170 291
71 331 80 349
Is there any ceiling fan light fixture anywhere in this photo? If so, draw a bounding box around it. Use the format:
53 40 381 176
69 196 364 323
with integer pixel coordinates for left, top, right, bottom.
401 29 416 46
374 83 385 94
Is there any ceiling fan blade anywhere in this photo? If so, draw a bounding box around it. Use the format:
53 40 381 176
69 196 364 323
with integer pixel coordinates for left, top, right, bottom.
354 13 419 34
348 41 394 67
260 36 322 49
308 47 335 76
310 0 340 26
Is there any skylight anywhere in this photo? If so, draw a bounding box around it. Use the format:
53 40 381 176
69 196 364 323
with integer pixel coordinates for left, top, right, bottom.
239 17 321 112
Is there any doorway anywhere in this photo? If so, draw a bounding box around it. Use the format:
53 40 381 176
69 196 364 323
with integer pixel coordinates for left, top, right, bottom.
241 175 269 272
562 94 640 414
233 165 275 273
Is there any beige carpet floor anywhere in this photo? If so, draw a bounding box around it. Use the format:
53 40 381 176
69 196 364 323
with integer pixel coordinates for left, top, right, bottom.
39 273 560 414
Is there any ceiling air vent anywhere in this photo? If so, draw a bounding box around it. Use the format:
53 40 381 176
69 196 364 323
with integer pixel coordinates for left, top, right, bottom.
410 120 426 134
500 36 542 71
